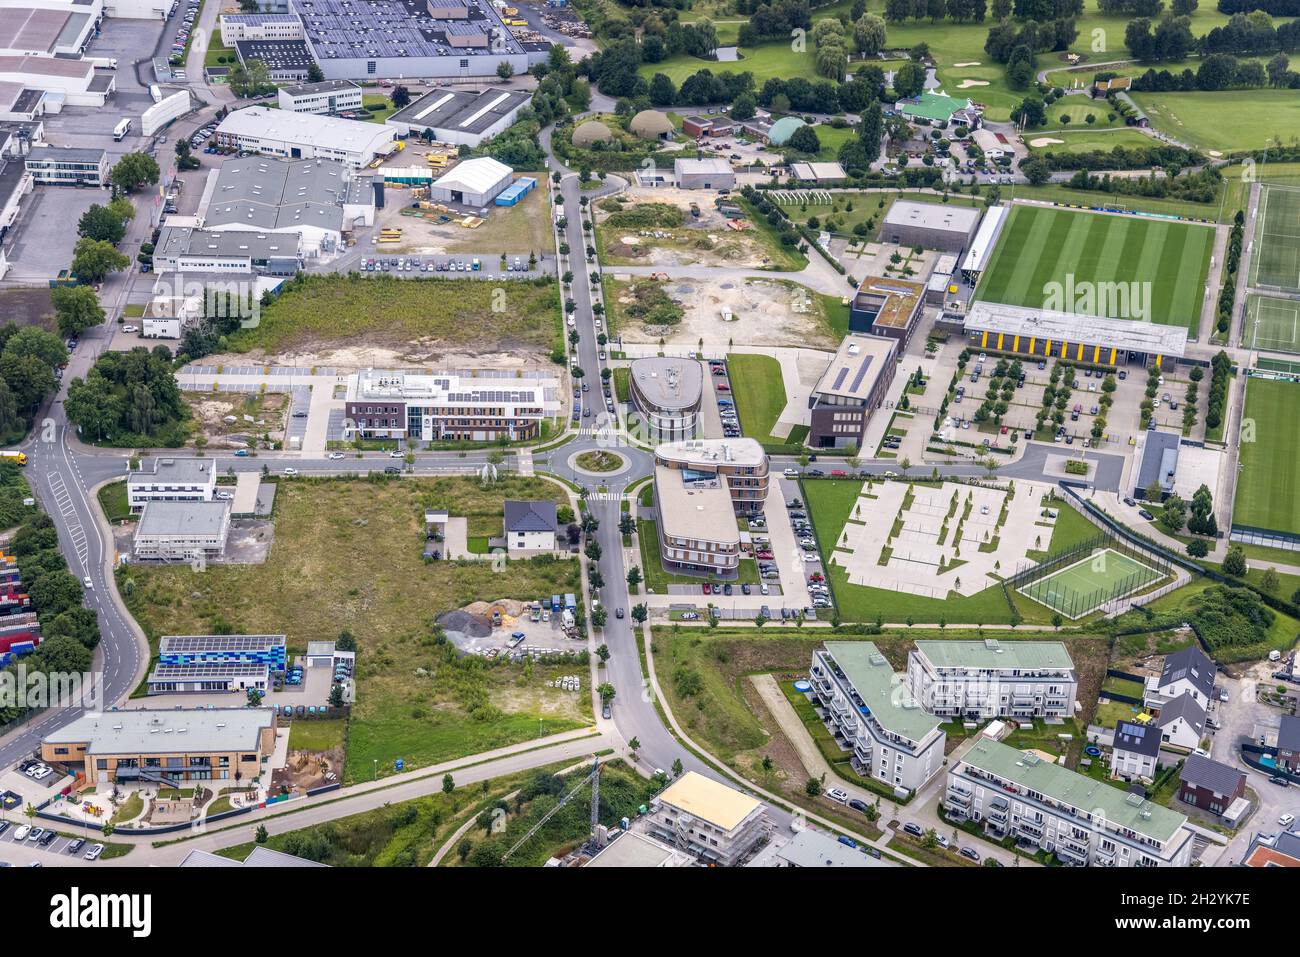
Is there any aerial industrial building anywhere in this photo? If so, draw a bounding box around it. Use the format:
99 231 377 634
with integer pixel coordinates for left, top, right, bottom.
385 85 531 144
213 106 397 169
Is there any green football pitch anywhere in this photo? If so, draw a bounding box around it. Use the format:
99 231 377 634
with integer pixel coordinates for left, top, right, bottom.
976 205 1215 331
1234 376 1300 536
1019 548 1162 619
1246 295 1300 356
1250 185 1300 293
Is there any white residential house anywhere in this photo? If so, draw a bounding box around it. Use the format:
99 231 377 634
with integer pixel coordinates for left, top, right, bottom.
127 458 217 512
1144 645 1215 710
1110 720 1161 781
1157 693 1206 751
503 500 558 555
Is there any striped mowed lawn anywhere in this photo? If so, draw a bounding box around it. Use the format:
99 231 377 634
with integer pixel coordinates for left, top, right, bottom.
1233 377 1300 536
976 205 1214 332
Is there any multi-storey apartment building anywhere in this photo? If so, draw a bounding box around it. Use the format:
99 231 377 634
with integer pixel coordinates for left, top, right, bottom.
646 771 769 866
905 638 1077 721
810 641 946 795
944 739 1196 867
344 369 557 444
126 458 216 512
651 438 768 580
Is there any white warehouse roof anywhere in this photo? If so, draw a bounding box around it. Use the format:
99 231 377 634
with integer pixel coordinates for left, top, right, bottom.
431 156 512 194
216 106 395 157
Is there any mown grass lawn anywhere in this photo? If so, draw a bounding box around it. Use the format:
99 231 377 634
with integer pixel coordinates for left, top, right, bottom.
228 274 561 357
726 353 788 442
1131 89 1300 153
1233 377 1300 536
1025 127 1159 156
119 476 590 782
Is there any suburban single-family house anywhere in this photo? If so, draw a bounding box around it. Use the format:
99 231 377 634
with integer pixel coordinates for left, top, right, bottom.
1157 693 1207 751
1111 720 1161 781
504 500 558 555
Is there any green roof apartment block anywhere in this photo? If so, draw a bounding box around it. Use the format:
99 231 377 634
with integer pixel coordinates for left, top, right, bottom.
907 639 1077 721
945 739 1195 867
809 641 946 795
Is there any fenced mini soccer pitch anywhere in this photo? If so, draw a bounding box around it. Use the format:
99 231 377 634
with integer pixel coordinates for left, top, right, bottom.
1246 295 1300 356
1007 533 1169 619
1251 184 1300 294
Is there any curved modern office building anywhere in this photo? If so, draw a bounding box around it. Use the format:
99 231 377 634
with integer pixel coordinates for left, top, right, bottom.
629 357 703 439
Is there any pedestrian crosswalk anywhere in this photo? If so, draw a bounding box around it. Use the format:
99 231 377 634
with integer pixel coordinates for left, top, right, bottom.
46 472 88 570
582 491 623 502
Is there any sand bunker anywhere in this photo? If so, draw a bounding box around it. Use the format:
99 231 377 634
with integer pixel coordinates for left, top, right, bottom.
1030 137 1065 147
953 61 981 67
957 79 989 88
1208 150 1223 158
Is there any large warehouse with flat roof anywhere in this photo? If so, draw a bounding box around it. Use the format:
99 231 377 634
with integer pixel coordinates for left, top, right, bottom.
385 86 531 144
214 106 397 168
294 0 537 80
963 300 1188 369
880 199 981 253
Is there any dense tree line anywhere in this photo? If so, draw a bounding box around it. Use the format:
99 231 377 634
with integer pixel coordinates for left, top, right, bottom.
0 325 67 445
1214 212 1245 337
1205 349 1231 431
1127 10 1300 59
1217 0 1300 14
64 346 189 447
736 0 813 46
1062 165 1222 202
883 0 988 22
1039 143 1202 170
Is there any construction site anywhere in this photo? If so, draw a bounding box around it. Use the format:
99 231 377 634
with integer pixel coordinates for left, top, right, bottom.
593 188 784 270
439 597 586 659
608 275 843 349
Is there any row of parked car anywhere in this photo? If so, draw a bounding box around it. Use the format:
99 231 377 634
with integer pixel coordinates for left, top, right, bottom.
364 257 483 273
708 359 741 437
19 759 52 781
0 820 104 860
168 0 200 62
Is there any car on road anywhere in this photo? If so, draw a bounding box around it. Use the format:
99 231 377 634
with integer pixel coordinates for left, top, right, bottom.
1138 509 1154 521
292 410 309 418
388 449 404 457
384 466 401 475
825 787 849 804
615 607 624 619
82 577 93 590
328 451 345 460
1270 775 1290 787
960 846 981 862
122 325 138 334
283 467 299 476
602 703 611 719
935 834 950 850
903 822 924 837
1123 497 1137 507
234 449 249 457
1281 813 1296 828
848 798 869 814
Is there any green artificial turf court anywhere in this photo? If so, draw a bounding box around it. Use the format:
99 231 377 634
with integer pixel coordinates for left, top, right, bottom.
1246 295 1300 356
1250 185 1300 293
1019 548 1162 619
975 205 1214 331
1234 376 1300 536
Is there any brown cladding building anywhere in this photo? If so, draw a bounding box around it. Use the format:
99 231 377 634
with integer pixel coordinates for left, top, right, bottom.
41 708 278 787
809 334 897 449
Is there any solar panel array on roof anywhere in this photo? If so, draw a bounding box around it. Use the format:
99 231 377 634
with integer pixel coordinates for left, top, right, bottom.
848 354 875 394
294 0 523 59
160 635 286 655
151 661 270 679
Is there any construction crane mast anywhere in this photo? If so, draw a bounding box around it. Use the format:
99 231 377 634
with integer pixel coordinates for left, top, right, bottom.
501 759 601 861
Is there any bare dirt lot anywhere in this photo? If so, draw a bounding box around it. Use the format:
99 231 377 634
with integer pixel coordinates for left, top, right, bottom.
609 275 840 348
595 187 781 268
0 288 55 329
186 391 287 449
